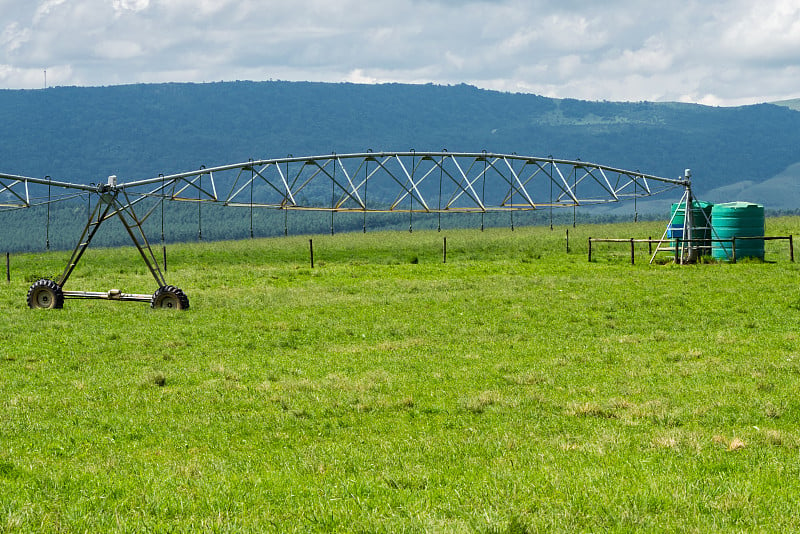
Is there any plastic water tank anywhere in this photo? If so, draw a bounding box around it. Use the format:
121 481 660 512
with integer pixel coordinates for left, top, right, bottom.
711 202 765 261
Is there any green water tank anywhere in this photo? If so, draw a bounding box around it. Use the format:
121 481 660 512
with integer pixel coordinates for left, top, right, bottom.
711 202 765 261
668 200 714 253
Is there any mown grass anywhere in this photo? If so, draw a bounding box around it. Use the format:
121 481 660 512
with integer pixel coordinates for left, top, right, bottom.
2 218 800 532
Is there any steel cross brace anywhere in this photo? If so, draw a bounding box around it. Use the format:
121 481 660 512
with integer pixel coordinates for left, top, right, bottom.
55 190 159 302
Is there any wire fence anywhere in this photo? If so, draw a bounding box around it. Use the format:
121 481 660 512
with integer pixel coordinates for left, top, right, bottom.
588 235 794 264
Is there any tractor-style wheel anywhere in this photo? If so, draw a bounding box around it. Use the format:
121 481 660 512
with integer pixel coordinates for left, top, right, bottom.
27 279 64 309
151 285 190 310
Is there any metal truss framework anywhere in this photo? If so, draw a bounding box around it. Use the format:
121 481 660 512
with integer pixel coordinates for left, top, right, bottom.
0 152 690 310
1 152 688 213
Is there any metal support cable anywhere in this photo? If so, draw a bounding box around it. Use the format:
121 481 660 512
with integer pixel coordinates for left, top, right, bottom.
284 156 291 236
249 159 254 239
409 149 415 233
481 150 487 231
549 158 554 230
46 176 51 250
330 152 335 235
510 154 516 231
198 166 204 241
363 150 370 233
573 163 577 228
438 151 444 232
159 173 165 243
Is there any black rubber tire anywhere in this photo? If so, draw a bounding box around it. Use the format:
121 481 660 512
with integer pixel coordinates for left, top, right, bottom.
27 279 64 309
150 285 190 310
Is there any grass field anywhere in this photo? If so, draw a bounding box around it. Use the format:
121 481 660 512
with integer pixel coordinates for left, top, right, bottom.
2 218 800 532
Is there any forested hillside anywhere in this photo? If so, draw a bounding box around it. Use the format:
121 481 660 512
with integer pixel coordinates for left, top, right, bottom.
4 81 800 190
2 81 800 251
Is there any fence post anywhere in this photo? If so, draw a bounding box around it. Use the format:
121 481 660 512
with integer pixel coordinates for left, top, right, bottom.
630 238 635 265
443 237 447 264
790 235 794 262
588 238 592 262
5 252 9 283
566 228 570 253
162 245 167 274
648 236 652 255
309 239 314 268
675 238 680 264
732 237 737 263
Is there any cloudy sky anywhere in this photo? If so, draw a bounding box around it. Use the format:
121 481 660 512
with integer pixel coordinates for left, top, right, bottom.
1 0 799 106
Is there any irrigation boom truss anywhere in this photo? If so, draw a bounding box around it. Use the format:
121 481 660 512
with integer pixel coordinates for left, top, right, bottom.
0 151 690 310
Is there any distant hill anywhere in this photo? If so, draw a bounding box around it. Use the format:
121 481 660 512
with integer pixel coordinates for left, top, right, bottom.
2 81 799 195
2 81 800 251
705 162 800 208
773 99 800 112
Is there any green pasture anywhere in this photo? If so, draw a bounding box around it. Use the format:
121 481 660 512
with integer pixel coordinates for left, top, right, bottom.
2 219 800 532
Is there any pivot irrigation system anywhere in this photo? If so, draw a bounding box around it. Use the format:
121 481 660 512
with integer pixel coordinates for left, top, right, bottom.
0 151 691 310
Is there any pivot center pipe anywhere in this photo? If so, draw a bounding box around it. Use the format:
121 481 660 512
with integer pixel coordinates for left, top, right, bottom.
683 168 698 263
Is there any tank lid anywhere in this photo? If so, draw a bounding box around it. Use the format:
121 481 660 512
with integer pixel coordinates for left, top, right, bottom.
713 201 763 209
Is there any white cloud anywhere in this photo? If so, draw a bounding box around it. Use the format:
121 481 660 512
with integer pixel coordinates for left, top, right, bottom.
0 62 71 88
1 22 31 53
94 40 144 60
33 0 67 24
719 1 800 64
443 50 464 71
345 68 378 84
0 0 798 105
112 0 150 15
600 37 674 76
